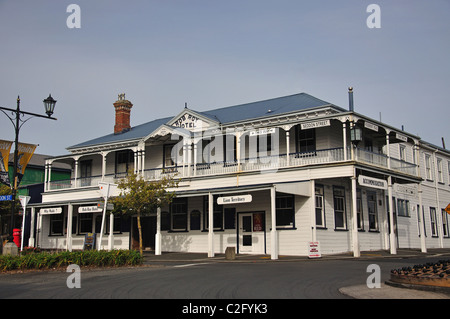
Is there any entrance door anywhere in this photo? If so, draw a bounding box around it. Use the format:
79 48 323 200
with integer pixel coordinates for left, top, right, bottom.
239 214 253 253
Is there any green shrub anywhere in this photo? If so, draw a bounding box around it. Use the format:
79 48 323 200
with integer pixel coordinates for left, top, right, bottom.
0 249 143 272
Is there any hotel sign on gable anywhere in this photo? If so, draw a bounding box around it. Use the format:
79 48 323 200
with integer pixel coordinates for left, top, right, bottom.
172 113 206 130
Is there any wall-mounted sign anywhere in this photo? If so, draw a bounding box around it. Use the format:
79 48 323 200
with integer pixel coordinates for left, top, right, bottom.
358 175 387 190
217 195 252 205
249 128 276 136
78 206 102 213
301 119 330 130
364 122 379 132
396 133 408 142
0 195 12 201
172 113 205 130
40 207 62 215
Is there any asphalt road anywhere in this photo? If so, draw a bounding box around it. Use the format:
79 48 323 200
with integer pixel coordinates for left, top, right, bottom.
0 256 446 299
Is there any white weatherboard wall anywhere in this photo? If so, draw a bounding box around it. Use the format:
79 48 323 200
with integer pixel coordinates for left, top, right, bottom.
159 191 314 255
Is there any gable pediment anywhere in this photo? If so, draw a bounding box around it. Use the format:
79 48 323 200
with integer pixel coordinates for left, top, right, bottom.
167 109 219 132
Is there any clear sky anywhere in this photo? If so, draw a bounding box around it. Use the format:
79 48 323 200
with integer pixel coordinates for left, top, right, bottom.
0 0 449 156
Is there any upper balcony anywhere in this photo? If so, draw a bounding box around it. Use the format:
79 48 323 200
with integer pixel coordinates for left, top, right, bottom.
46 145 418 192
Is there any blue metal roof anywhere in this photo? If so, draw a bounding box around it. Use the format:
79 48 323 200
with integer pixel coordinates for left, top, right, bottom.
68 93 341 150
68 117 171 150
200 92 338 123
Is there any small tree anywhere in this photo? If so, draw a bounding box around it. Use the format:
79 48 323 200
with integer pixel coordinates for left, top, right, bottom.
111 172 178 256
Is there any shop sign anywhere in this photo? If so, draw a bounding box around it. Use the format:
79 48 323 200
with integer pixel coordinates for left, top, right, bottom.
78 206 102 213
249 128 276 136
358 175 387 190
217 195 252 205
396 133 408 142
40 207 62 215
301 119 330 130
308 241 321 258
364 122 379 132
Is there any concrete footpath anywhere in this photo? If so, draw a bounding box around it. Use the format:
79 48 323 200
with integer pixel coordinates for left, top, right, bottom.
143 248 450 299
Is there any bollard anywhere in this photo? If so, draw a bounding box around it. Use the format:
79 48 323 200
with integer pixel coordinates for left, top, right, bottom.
225 247 236 260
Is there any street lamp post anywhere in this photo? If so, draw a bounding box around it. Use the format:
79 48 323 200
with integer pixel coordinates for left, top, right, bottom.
0 95 57 245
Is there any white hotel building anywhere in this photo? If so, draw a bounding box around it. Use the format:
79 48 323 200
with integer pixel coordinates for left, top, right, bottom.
28 90 450 258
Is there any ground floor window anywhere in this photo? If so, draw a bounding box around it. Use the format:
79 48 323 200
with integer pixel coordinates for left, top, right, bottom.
79 213 93 234
315 185 325 228
171 198 188 231
442 209 449 238
333 187 347 230
397 199 410 217
50 214 63 236
367 191 378 231
276 193 295 228
430 207 438 237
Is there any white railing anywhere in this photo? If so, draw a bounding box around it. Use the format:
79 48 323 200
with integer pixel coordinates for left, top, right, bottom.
47 147 418 190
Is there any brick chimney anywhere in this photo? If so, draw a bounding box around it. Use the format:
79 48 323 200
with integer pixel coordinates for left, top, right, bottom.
113 93 133 134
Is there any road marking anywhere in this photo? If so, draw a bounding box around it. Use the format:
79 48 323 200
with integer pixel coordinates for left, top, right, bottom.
173 263 210 268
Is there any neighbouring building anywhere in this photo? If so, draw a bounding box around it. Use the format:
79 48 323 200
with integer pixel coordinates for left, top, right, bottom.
28 90 450 258
1 153 71 245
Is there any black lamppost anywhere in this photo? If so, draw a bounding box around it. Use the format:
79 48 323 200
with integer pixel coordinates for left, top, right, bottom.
0 95 57 242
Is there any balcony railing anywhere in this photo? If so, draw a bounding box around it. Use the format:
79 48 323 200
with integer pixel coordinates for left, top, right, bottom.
47 147 418 191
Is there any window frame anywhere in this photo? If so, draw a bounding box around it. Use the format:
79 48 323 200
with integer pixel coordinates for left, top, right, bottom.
367 191 378 231
333 186 347 230
425 154 433 180
78 212 93 234
397 199 410 217
399 144 406 162
275 193 296 229
437 158 443 183
430 207 438 237
315 185 326 228
442 209 449 238
170 197 188 232
296 127 316 153
49 213 64 236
